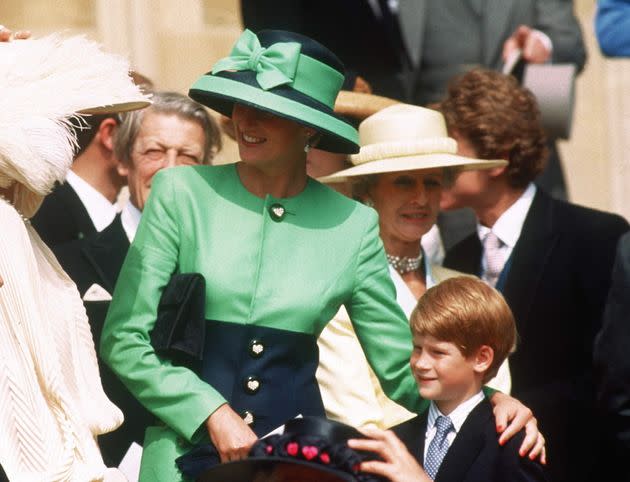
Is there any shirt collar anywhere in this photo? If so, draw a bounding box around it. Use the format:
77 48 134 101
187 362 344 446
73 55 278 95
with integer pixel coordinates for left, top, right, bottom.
427 391 485 433
120 199 142 242
477 183 536 248
65 170 118 231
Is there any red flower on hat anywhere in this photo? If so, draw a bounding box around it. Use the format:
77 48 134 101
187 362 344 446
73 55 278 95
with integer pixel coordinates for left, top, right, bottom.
286 442 299 456
265 444 274 454
319 452 330 464
302 446 318 460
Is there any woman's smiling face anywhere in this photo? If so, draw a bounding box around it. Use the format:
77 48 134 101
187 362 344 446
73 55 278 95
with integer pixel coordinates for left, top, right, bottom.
369 168 444 250
231 103 314 169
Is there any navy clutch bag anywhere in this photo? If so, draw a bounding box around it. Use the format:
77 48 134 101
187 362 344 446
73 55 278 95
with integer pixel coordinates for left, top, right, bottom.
150 273 206 370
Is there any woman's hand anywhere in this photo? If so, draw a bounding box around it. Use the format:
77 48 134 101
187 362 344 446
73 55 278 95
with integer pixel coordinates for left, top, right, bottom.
0 25 31 42
348 426 431 482
205 403 258 462
490 391 546 464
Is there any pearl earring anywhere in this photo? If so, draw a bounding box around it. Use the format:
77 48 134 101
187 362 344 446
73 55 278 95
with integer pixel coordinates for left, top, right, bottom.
304 143 310 153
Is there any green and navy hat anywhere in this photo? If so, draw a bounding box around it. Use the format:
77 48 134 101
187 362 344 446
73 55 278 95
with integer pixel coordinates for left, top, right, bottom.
189 29 360 154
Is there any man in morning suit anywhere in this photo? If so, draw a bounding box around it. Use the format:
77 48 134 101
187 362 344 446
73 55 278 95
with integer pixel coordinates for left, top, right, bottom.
53 92 221 467
31 112 124 247
31 72 154 247
436 69 629 482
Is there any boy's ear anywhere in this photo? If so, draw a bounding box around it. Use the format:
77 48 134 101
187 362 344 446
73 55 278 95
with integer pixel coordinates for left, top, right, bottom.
473 345 494 374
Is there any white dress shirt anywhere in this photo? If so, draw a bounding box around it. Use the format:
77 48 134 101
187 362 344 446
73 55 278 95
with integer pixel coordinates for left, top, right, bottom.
421 224 446 266
478 183 536 280
65 170 118 232
424 391 485 460
120 200 142 243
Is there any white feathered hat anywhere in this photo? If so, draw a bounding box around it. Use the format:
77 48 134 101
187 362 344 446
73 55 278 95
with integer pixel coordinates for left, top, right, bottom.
0 34 151 217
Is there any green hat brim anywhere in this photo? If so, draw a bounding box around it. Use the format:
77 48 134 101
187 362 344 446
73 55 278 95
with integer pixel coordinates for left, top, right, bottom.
189 75 359 154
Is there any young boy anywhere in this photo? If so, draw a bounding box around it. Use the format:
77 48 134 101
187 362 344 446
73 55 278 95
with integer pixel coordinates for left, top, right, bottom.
349 276 548 482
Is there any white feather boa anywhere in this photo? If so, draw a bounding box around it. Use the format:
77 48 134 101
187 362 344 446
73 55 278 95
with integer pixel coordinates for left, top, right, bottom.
0 34 151 217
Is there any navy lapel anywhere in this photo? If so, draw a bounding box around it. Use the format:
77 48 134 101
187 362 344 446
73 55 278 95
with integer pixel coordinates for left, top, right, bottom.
502 190 558 327
393 414 427 465
59 182 97 239
482 0 517 67
80 215 130 294
436 399 491 482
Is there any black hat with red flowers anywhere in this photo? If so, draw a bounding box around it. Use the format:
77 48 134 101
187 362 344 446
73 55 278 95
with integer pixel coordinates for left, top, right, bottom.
195 416 384 482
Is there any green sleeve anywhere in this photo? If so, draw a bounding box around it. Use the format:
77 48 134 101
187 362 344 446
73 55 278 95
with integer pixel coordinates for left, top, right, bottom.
346 209 429 415
100 170 226 442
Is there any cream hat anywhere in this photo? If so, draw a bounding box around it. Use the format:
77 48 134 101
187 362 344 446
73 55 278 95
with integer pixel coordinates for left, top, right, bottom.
319 104 507 183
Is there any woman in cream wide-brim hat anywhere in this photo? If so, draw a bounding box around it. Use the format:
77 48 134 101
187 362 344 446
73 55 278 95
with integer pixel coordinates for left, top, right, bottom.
0 32 149 481
316 104 514 431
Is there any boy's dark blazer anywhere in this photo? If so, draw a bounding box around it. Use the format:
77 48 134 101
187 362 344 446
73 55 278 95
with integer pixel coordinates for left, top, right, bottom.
32 181 97 247
444 189 629 482
394 398 549 481
53 215 154 466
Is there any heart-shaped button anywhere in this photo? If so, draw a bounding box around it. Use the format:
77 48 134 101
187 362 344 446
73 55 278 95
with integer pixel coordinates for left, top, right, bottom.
252 343 264 355
247 379 260 392
269 203 286 222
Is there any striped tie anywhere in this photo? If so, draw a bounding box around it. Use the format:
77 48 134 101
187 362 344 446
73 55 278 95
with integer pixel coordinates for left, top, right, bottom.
482 231 504 287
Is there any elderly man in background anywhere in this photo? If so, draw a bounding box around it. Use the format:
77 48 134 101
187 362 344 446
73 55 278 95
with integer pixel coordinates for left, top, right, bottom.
54 91 222 475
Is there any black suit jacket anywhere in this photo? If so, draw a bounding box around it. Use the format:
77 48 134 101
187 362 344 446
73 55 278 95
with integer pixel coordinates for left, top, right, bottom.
31 182 96 247
444 190 629 482
54 215 154 466
394 398 549 481
594 232 630 480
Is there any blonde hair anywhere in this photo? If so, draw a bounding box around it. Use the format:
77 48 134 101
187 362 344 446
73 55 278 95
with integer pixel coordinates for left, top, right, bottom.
410 277 517 382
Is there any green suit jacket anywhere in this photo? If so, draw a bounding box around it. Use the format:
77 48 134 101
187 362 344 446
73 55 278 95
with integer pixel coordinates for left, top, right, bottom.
101 164 425 481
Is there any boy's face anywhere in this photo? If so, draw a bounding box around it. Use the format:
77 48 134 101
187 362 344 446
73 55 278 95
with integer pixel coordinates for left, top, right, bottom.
410 334 488 414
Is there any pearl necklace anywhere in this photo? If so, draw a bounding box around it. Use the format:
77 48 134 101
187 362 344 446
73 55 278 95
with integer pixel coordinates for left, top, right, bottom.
0 193 30 224
386 252 423 275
